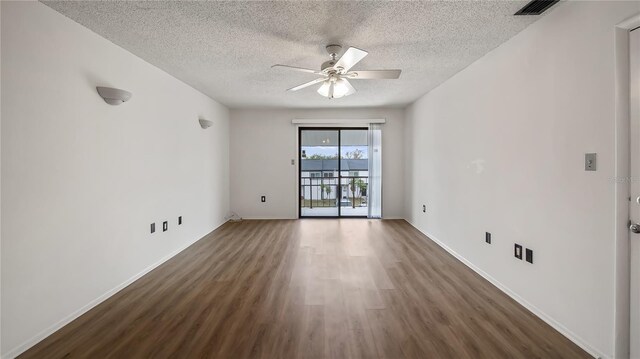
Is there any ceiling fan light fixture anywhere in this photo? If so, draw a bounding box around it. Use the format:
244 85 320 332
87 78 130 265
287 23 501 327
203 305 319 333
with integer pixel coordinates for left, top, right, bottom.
333 78 353 98
317 81 331 98
317 78 352 99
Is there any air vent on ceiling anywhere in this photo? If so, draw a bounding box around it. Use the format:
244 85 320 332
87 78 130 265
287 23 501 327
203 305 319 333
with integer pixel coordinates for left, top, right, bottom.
514 0 559 15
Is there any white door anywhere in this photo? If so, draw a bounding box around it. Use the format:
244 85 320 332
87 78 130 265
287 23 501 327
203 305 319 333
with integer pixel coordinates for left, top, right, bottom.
630 27 640 359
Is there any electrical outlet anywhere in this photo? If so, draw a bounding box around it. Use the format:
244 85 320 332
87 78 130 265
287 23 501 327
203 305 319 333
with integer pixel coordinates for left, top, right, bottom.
422 204 426 213
514 244 523 259
163 221 168 232
150 223 155 234
485 232 491 244
178 216 182 225
526 248 533 263
261 196 266 203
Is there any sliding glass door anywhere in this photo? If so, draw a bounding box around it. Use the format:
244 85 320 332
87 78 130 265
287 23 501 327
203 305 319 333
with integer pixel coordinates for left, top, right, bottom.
300 129 340 217
339 129 369 217
299 128 369 218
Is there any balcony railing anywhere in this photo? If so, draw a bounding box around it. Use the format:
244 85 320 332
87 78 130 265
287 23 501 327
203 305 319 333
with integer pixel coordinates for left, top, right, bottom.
300 176 368 209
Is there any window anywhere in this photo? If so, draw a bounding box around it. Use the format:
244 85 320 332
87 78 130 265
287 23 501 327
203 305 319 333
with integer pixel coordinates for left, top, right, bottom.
309 172 322 178
323 172 333 178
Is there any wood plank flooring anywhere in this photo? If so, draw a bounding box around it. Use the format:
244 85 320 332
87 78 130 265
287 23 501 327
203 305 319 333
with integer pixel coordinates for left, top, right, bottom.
20 219 590 358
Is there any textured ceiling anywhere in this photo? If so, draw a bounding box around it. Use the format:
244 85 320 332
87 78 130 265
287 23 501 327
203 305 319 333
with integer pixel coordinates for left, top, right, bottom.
43 1 542 109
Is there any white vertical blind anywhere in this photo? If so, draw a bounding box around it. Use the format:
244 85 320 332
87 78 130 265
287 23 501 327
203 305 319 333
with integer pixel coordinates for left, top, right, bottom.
368 124 382 218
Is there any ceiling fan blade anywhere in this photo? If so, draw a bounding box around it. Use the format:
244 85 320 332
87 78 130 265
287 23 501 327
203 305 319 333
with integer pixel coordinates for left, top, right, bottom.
334 47 368 72
287 77 326 91
272 64 322 75
345 69 402 79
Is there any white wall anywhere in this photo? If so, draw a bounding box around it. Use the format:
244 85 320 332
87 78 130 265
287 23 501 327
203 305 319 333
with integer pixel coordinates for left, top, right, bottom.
1 2 230 357
230 108 404 219
404 1 640 358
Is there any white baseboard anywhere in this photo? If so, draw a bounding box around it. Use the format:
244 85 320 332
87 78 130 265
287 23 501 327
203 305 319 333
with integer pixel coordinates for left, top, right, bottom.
240 217 297 220
404 220 605 359
2 222 225 359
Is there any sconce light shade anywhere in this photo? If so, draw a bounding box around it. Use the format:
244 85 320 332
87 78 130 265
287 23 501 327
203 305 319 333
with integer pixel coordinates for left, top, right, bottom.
199 118 213 129
96 86 132 105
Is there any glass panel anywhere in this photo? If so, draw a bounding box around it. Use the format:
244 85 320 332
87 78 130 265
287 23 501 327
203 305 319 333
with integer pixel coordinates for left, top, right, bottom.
300 130 339 217
340 129 369 217
368 124 382 218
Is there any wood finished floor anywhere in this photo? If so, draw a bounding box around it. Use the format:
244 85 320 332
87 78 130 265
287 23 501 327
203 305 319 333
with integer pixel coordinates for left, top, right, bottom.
21 219 590 359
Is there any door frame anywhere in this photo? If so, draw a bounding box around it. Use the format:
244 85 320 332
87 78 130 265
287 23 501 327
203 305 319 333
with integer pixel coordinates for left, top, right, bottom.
298 126 369 219
614 13 640 359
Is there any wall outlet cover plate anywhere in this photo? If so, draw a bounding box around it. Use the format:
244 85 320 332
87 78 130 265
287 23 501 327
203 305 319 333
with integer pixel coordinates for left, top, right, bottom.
585 153 597 171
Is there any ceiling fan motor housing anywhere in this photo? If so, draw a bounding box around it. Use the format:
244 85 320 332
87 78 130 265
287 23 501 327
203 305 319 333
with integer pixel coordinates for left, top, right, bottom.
325 44 342 58
321 60 337 72
322 44 343 73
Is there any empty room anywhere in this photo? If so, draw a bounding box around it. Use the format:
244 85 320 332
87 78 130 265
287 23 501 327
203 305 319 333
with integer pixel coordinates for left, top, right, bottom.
2 0 640 358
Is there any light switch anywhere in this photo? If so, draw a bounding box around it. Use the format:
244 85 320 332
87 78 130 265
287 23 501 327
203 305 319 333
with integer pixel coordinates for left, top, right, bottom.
585 153 597 171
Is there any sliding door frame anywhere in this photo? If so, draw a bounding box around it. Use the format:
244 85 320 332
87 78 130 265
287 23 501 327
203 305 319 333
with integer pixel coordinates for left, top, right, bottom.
298 126 368 219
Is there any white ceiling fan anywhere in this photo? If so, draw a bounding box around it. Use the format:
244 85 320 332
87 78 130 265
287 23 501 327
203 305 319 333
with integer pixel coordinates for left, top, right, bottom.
272 44 401 99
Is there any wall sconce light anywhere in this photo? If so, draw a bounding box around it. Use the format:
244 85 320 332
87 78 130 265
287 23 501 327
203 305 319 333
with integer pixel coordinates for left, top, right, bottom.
96 87 132 105
199 118 213 129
